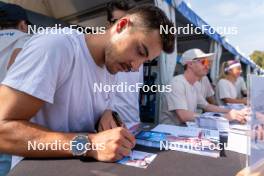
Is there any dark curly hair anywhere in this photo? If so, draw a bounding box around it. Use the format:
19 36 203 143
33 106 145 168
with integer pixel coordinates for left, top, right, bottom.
106 0 134 23
127 5 175 54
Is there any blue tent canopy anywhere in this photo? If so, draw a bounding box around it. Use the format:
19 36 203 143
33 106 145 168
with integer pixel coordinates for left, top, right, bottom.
170 1 257 69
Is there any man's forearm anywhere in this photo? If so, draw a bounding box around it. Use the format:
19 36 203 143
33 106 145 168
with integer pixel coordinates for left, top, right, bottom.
204 104 230 114
175 109 199 122
0 120 91 158
223 98 247 105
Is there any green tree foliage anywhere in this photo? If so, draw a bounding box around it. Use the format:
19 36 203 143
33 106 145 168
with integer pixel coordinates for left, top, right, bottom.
250 50 264 69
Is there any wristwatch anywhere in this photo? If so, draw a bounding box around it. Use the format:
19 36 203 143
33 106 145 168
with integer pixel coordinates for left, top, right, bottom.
71 134 91 156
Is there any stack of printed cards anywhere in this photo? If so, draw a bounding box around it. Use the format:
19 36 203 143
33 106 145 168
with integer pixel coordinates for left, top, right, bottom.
117 150 157 169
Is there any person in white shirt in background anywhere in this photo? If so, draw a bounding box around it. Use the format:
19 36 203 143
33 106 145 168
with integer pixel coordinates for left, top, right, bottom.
0 3 31 176
235 76 247 99
195 76 216 105
215 60 247 106
162 48 248 125
107 0 143 123
0 3 31 82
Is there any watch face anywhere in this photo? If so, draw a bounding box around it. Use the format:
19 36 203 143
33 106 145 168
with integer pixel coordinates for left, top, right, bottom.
71 135 89 156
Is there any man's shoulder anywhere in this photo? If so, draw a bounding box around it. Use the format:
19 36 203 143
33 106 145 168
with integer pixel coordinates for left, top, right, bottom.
28 28 82 49
171 74 185 83
169 75 187 91
30 33 69 47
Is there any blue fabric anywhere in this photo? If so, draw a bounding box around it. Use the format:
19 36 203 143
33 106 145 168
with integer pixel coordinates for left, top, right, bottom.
176 56 182 64
167 1 257 69
0 154 11 176
165 0 172 5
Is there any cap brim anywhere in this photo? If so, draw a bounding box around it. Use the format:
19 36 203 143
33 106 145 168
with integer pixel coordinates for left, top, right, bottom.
195 53 215 60
181 53 215 65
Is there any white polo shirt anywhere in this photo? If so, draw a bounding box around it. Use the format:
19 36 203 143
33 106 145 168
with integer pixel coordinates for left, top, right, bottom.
2 28 116 168
0 29 31 82
161 74 208 124
216 79 237 105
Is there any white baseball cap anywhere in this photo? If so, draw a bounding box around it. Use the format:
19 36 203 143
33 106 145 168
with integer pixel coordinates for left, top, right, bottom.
181 48 215 65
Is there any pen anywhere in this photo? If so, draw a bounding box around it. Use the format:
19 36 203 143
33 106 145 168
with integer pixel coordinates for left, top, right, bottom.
112 111 124 127
112 111 133 159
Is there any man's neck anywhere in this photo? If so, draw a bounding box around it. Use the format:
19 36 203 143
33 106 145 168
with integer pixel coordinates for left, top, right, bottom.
84 33 107 67
183 70 199 85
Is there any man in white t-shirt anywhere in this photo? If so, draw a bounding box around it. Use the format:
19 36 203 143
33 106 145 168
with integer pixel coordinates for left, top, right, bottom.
162 48 248 125
0 5 176 172
0 3 31 175
106 0 143 123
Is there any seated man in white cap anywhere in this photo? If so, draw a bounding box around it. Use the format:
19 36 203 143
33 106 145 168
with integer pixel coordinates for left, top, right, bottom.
161 48 248 125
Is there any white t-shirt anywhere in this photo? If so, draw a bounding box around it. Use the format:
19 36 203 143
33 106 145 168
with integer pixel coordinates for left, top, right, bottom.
235 76 247 98
2 28 116 169
195 76 215 99
113 66 143 123
0 29 31 82
161 74 208 124
216 79 237 105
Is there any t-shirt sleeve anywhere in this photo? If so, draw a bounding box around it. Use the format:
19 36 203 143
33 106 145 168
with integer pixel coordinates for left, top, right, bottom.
218 80 233 99
166 80 188 111
2 34 74 103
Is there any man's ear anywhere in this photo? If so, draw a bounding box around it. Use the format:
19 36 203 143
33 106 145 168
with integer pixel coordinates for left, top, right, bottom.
116 18 130 33
17 20 28 33
186 62 193 70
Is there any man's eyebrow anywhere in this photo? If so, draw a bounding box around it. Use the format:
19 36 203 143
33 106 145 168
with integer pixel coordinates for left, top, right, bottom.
142 43 149 57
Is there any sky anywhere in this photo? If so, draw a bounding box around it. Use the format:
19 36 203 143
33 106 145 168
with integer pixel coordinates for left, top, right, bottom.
184 0 264 57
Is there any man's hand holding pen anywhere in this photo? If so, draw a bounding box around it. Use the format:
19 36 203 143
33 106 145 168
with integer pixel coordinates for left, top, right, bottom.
88 109 135 162
97 109 127 132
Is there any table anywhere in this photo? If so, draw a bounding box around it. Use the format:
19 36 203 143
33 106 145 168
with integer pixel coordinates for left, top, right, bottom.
8 145 246 176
